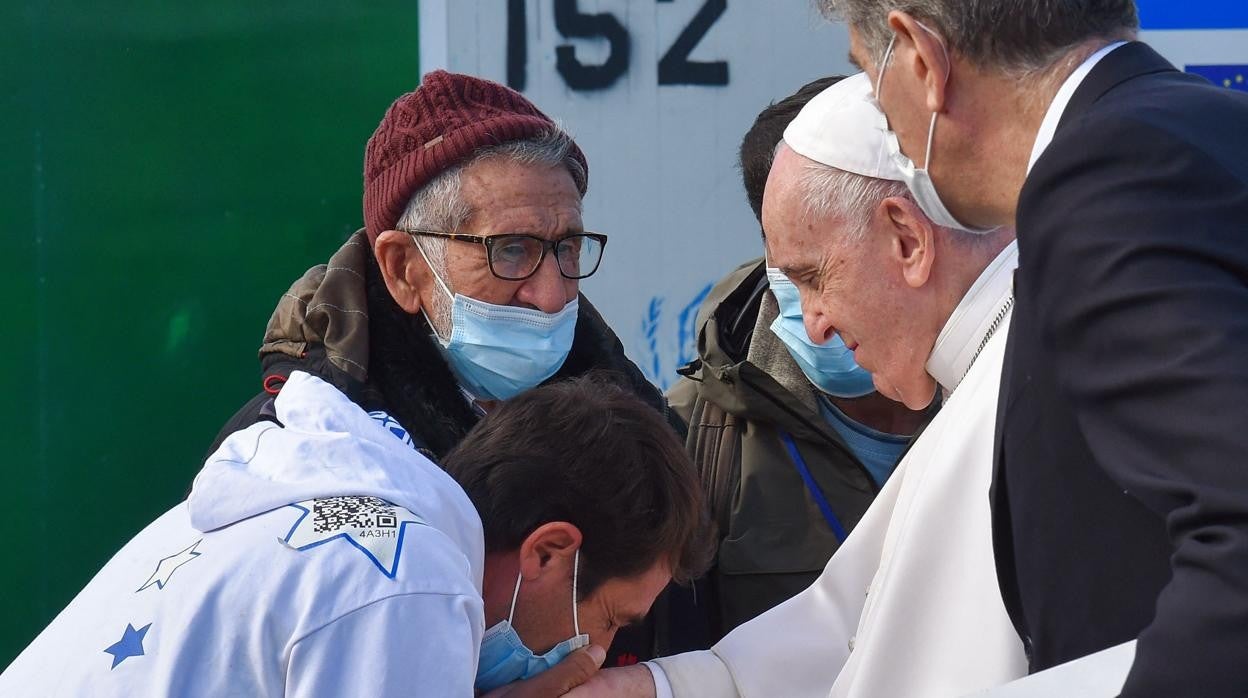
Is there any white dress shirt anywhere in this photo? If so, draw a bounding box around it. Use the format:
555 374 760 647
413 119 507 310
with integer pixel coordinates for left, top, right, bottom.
1027 41 1127 174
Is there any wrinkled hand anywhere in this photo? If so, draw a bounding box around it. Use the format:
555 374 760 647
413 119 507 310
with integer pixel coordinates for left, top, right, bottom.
482 645 607 698
563 665 657 698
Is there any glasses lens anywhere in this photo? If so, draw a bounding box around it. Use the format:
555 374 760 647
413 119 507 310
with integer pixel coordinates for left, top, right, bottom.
557 234 603 279
488 235 544 280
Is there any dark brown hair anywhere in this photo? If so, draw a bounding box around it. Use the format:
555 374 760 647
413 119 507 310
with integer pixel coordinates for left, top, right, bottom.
739 75 847 225
442 373 715 597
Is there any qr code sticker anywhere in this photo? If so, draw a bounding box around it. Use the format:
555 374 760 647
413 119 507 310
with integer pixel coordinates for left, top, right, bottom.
313 496 398 533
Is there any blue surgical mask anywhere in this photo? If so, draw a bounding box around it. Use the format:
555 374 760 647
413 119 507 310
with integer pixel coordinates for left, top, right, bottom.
875 31 998 235
766 268 876 399
475 550 590 692
414 238 578 401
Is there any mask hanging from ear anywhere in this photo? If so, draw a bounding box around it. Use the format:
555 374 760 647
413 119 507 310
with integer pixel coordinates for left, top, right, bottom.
874 30 999 235
474 550 590 692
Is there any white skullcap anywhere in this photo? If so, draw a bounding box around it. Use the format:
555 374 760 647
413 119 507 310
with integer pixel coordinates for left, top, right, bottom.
782 72 904 182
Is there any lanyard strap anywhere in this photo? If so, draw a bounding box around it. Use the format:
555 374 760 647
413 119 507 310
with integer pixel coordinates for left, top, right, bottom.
780 431 848 542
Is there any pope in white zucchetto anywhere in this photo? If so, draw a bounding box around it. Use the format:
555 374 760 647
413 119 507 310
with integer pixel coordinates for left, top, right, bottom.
578 72 1028 698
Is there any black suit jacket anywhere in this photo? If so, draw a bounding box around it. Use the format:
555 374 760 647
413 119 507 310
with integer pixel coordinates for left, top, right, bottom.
993 42 1248 696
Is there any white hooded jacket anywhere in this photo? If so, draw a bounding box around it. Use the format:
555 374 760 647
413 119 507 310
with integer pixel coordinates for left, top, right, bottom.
0 371 486 696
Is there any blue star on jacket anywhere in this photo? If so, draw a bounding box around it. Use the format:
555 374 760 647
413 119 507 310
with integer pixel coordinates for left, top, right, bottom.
104 623 151 669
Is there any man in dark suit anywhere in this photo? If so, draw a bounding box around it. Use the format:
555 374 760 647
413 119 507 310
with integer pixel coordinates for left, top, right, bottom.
823 0 1248 694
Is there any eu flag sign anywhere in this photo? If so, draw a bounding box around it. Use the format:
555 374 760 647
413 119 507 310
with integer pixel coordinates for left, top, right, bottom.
1187 65 1248 92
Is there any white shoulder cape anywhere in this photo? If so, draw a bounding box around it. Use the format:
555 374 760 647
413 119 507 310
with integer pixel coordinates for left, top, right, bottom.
655 316 1026 698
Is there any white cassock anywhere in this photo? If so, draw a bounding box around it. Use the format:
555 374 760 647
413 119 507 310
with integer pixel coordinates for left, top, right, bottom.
651 242 1027 698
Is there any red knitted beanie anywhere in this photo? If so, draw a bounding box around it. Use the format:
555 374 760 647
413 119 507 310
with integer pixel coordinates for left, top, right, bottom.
362 70 588 245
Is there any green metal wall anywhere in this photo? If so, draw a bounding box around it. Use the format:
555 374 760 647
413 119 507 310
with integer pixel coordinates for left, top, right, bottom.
1 1 419 665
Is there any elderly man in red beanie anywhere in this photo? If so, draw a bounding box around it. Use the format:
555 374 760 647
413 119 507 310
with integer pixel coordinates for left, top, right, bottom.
203 68 674 674
209 70 670 460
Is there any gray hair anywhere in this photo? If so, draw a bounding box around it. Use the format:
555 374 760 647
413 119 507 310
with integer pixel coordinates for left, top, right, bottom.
819 0 1138 76
797 159 911 240
794 155 993 247
398 128 585 334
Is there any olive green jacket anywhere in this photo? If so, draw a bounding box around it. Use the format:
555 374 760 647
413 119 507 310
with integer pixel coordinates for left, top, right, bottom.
668 259 882 640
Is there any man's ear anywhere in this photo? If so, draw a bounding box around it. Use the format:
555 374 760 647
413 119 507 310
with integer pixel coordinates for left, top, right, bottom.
373 230 426 315
887 11 951 113
517 522 583 581
881 196 936 289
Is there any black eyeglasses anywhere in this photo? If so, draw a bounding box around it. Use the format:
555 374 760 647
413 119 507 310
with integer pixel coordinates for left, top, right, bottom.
405 230 608 281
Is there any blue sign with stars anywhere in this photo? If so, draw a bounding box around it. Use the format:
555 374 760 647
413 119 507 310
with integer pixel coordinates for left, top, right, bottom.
1187 65 1248 92
104 622 151 669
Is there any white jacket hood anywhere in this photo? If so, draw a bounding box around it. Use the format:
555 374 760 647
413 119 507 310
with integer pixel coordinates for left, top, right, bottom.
188 371 484 586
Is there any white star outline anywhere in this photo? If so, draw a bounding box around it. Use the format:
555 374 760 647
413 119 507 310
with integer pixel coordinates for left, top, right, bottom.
281 499 424 579
137 539 203 592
